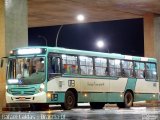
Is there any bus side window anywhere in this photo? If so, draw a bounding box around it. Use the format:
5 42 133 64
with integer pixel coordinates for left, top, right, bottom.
145 63 157 81
79 56 93 75
63 64 68 73
95 58 107 76
48 56 61 79
62 54 78 74
109 59 120 77
48 57 54 73
135 62 145 79
121 60 133 77
109 59 115 76
145 64 150 79
52 57 61 73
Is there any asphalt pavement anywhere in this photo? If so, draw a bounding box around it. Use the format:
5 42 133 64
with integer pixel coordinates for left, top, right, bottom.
0 104 160 120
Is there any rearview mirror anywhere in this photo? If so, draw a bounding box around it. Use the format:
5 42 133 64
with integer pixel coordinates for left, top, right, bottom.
0 58 4 68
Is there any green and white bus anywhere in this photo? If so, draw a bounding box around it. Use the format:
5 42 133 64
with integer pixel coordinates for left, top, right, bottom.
3 46 159 110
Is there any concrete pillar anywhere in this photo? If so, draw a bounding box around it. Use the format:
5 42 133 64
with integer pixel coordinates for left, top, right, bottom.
144 13 160 83
0 0 6 110
143 13 155 57
154 17 160 79
0 0 28 110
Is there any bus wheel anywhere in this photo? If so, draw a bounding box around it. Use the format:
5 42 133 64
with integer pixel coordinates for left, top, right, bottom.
90 102 105 109
117 91 133 108
124 91 133 108
61 90 76 110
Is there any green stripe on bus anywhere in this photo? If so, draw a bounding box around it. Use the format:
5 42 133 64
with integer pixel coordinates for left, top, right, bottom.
47 92 123 103
134 93 159 101
78 92 123 102
46 92 158 103
125 78 137 91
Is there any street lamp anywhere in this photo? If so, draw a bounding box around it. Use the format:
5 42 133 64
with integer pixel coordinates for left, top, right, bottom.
96 39 109 53
55 14 85 47
38 35 47 46
97 40 104 48
76 14 85 22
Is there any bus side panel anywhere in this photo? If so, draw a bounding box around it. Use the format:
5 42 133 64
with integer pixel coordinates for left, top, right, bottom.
134 79 159 101
78 77 128 103
135 79 159 93
108 78 128 102
47 77 159 103
47 77 81 103
73 77 110 103
109 78 128 92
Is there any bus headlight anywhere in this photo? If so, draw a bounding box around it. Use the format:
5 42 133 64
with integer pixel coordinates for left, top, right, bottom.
6 85 8 90
47 93 51 98
39 83 45 92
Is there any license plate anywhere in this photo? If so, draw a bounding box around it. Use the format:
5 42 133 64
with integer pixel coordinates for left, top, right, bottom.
19 97 26 101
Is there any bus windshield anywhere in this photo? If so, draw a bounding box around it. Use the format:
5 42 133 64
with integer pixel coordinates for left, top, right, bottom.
7 57 45 85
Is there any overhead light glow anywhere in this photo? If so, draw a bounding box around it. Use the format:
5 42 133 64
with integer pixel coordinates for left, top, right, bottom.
97 40 104 48
76 14 85 22
8 79 18 84
17 48 42 55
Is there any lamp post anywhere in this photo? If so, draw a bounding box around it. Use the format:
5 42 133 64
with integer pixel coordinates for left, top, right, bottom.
38 35 47 46
55 25 63 47
55 14 85 47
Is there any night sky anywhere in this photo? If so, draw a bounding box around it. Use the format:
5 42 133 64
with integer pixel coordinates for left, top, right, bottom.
28 18 144 56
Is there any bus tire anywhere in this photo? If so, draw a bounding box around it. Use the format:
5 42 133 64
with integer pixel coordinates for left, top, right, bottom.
124 91 134 108
61 90 76 110
90 102 105 109
117 91 134 108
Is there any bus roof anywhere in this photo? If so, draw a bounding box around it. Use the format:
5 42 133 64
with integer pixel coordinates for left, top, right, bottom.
13 46 157 63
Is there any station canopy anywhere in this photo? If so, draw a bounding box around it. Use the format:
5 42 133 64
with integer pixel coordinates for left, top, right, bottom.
28 0 160 27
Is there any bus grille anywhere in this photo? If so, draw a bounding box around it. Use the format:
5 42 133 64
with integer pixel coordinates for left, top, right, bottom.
11 91 21 95
10 87 36 95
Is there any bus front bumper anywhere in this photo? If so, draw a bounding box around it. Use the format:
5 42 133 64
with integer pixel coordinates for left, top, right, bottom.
6 91 47 103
